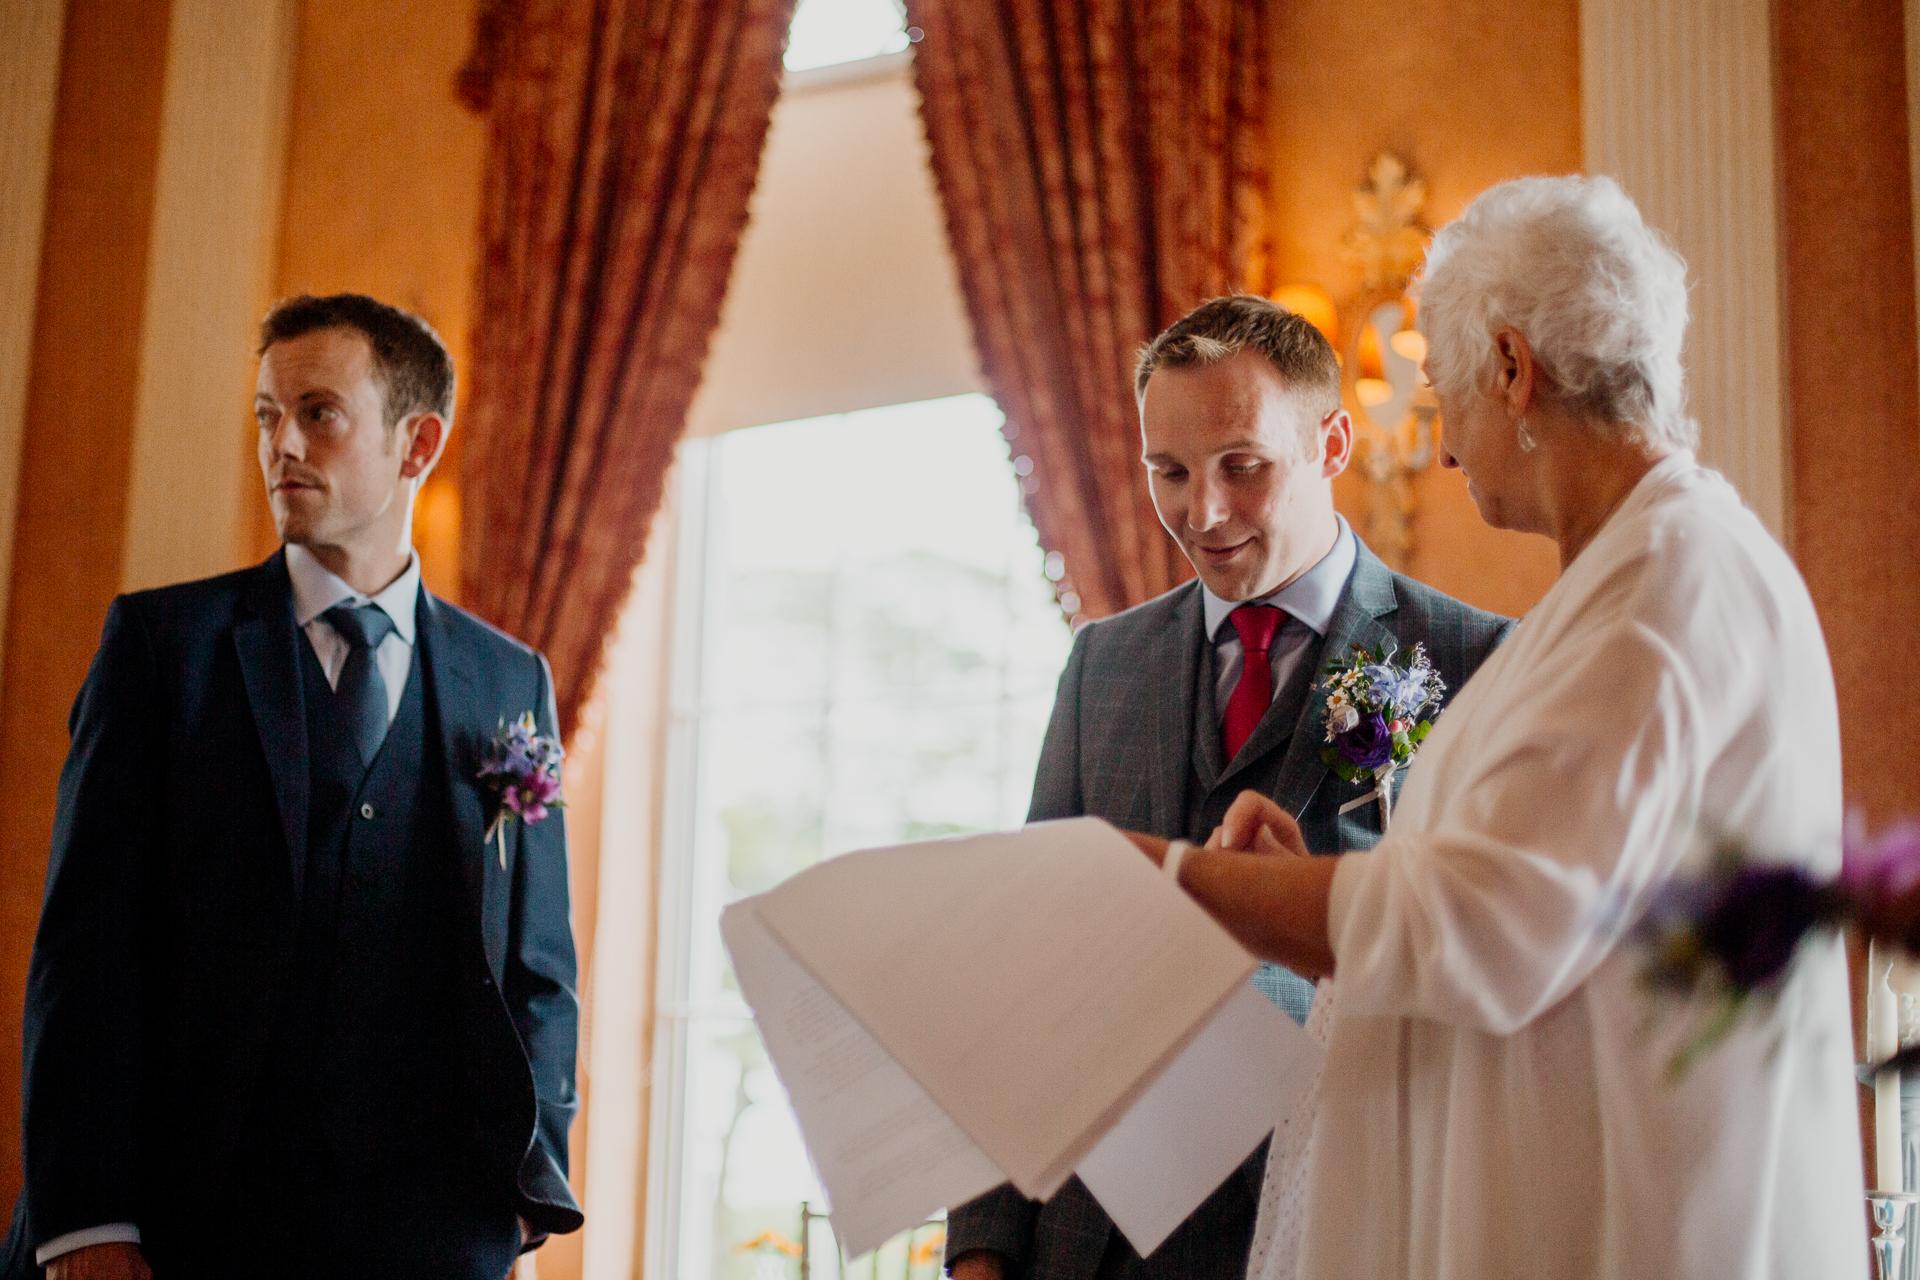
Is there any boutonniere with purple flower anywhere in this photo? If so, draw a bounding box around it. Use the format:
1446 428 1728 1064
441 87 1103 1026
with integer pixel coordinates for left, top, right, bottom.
1317 640 1445 829
477 712 565 868
1634 819 1920 1078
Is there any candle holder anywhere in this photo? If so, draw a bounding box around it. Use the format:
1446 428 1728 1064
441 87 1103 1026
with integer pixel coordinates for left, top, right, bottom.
1870 1192 1917 1280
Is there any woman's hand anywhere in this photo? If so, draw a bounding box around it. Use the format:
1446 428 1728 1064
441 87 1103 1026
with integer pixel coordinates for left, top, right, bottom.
1208 790 1310 858
1121 829 1170 865
1120 791 1312 865
1114 793 1335 977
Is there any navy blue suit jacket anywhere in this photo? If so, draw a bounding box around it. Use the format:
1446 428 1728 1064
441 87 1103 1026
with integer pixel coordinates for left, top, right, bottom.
13 551 581 1259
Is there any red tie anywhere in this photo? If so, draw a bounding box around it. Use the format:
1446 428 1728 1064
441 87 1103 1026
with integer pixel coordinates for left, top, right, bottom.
1223 604 1284 761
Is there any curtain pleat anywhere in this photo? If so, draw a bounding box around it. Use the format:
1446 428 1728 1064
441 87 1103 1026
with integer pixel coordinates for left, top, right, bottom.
458 0 798 736
907 0 1271 621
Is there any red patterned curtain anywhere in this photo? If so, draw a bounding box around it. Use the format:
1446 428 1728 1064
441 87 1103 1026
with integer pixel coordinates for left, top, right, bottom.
905 0 1272 621
456 0 798 736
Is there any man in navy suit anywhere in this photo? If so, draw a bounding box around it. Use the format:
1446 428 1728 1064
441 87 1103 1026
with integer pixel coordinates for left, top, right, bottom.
11 295 581 1279
944 297 1512 1280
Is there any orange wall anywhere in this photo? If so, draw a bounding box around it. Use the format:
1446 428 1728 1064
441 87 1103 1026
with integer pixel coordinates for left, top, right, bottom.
265 0 487 602
0 0 175 1204
1776 0 1920 828
1266 0 1581 619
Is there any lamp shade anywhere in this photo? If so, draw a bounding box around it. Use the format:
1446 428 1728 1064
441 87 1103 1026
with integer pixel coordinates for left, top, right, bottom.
1270 284 1338 345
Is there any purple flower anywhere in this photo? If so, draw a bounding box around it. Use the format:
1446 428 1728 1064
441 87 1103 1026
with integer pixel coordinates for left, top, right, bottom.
1841 820 1920 900
479 712 565 830
1335 712 1394 770
1695 864 1829 989
503 769 563 822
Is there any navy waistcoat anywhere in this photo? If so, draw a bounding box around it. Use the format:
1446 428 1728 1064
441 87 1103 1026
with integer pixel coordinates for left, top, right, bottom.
265 636 471 1187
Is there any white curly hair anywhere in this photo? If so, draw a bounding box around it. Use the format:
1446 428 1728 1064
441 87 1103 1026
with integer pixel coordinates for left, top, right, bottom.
1416 175 1696 450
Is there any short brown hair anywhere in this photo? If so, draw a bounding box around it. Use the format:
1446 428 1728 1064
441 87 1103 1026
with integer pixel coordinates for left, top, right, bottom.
258 293 455 427
1134 295 1342 422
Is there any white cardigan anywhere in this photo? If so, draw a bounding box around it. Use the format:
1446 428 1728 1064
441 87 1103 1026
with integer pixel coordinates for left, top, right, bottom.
1298 453 1865 1279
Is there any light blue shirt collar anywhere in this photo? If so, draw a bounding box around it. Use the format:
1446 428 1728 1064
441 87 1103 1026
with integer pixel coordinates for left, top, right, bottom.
1200 515 1355 642
285 543 421 645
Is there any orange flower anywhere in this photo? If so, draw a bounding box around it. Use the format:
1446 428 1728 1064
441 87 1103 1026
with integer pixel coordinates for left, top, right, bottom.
734 1230 803 1257
910 1229 948 1267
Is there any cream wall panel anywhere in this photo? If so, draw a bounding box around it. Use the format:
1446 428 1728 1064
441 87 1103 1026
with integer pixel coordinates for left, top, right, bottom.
685 55 982 437
0 0 67 677
1582 0 1786 539
121 0 297 593
579 489 676 1280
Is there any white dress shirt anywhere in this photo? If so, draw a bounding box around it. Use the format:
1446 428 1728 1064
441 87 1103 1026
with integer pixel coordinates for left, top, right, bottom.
1287 455 1865 1279
1200 515 1356 722
35 547 422 1266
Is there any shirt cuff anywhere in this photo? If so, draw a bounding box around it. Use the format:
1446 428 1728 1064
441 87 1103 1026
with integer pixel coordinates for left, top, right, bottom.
1326 846 1377 960
37 1223 142 1265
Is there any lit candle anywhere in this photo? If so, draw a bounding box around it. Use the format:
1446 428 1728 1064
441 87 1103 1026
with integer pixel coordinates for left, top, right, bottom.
1872 943 1903 1191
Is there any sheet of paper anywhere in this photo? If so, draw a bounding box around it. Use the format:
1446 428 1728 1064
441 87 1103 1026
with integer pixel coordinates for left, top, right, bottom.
721 901 1006 1258
752 818 1254 1197
1076 981 1326 1257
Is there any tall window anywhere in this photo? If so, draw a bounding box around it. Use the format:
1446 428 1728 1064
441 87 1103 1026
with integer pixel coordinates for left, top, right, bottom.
648 395 1072 1280
784 0 912 72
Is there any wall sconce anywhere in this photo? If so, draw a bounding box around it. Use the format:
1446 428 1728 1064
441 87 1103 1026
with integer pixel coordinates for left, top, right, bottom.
1338 153 1434 572
1270 284 1339 347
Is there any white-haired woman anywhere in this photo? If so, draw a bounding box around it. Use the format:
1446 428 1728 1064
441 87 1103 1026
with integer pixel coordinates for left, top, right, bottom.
1125 175 1866 1278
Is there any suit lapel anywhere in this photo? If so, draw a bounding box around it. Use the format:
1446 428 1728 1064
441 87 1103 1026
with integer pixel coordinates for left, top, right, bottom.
232 552 311 903
1149 582 1208 834
416 590 505 975
1261 544 1400 817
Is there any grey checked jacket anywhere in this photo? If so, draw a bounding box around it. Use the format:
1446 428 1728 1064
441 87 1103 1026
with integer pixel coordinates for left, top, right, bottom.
945 540 1513 1280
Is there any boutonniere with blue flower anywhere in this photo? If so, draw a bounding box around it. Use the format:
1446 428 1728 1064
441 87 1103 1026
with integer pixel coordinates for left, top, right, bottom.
1317 640 1446 829
477 712 565 868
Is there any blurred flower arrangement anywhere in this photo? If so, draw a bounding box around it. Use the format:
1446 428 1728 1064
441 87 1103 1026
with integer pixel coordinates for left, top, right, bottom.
1318 640 1445 827
1635 818 1920 1077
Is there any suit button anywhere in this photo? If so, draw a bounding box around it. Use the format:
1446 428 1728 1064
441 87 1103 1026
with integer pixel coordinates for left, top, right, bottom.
360 803 375 819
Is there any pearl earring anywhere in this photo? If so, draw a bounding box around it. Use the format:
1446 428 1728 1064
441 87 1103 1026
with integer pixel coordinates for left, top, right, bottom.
1516 417 1537 452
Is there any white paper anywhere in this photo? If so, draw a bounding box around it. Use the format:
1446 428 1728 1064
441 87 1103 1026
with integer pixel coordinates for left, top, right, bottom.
752 818 1254 1197
721 901 1007 1258
1075 982 1326 1257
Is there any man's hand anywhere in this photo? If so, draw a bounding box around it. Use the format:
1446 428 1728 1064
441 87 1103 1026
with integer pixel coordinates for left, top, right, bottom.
1209 790 1310 858
946 1248 1006 1280
45 1243 151 1280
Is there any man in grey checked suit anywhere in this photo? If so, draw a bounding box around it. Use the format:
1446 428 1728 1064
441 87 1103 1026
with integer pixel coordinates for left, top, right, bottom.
945 296 1513 1280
